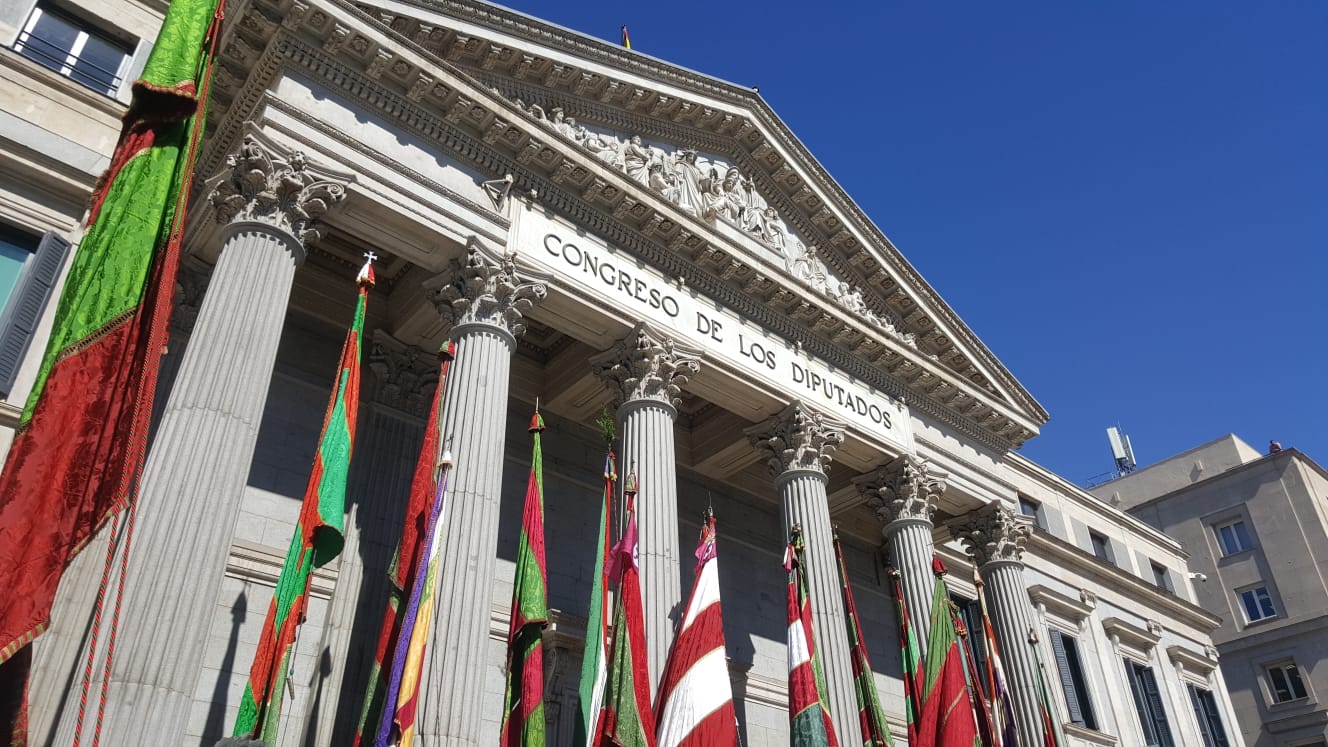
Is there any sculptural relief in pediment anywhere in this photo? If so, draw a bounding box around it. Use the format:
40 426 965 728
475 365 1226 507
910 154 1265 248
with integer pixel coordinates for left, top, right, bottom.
512 99 918 351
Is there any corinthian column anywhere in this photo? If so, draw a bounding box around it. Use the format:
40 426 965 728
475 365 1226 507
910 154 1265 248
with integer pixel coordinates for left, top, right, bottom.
948 502 1043 747
852 454 947 645
590 322 700 692
307 332 438 745
744 402 856 741
90 127 351 743
416 239 547 746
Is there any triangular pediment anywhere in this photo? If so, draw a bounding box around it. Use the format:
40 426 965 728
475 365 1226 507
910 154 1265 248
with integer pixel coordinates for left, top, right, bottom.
358 0 1048 443
204 0 1046 448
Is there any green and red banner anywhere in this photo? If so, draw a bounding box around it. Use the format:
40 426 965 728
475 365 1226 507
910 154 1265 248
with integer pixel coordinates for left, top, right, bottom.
785 528 839 747
888 568 924 745
598 470 655 747
500 411 549 747
833 533 893 747
232 260 372 744
352 342 453 747
0 0 222 739
914 558 980 747
574 450 615 746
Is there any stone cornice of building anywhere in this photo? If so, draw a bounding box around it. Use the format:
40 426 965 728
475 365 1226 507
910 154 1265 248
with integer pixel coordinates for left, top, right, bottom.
1028 584 1095 624
1118 447 1327 514
1101 616 1161 651
370 0 1048 430
1063 724 1118 747
1166 644 1220 675
200 0 1036 453
1027 530 1221 634
1005 451 1190 559
1211 612 1328 656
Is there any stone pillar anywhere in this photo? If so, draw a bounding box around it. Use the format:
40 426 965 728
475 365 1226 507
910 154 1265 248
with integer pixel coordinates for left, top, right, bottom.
89 128 351 743
948 502 1043 747
306 331 437 744
853 454 947 646
590 322 700 692
744 402 856 741
416 239 547 746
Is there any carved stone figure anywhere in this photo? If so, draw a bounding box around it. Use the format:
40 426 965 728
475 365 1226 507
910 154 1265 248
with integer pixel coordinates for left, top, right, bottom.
670 150 704 215
622 135 652 185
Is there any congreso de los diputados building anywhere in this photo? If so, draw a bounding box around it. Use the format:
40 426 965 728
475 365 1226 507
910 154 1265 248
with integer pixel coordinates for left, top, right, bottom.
0 0 1247 744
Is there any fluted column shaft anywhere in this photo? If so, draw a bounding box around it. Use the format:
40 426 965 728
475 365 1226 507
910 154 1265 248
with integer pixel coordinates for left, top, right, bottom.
417 240 547 747
885 518 937 645
950 503 1043 747
592 322 700 695
778 469 857 741
618 398 681 689
746 402 855 741
96 221 312 741
855 454 947 646
982 561 1044 746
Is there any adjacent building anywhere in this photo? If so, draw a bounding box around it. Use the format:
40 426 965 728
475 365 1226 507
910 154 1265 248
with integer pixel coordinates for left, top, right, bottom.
1096 435 1328 747
3 0 1246 744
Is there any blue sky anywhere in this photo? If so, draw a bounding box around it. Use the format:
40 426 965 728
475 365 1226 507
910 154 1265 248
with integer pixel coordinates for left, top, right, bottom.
497 1 1326 484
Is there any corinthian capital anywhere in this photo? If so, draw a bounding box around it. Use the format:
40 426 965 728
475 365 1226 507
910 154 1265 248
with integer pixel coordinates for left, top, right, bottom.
590 322 701 409
947 501 1033 568
744 401 845 478
207 124 353 245
367 330 439 417
426 237 548 340
852 454 947 529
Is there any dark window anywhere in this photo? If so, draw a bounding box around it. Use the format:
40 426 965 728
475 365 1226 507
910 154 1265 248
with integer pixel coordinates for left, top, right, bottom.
13 3 132 95
0 228 72 396
1214 520 1253 556
1266 663 1308 703
1049 629 1098 730
950 593 989 688
1090 531 1114 564
1125 659 1174 747
1019 496 1046 530
1187 685 1230 747
1151 562 1173 593
1239 586 1276 623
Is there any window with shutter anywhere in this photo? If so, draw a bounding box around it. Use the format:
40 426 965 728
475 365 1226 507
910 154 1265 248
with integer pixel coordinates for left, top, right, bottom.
1049 630 1097 729
1187 685 1230 747
1125 660 1174 747
0 230 73 397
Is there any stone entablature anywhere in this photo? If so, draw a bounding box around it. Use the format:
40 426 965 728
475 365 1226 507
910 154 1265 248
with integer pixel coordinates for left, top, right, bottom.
201 0 1043 450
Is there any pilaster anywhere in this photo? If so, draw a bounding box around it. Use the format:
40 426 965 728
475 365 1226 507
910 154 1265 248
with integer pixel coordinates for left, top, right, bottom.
948 502 1044 747
852 453 946 645
85 126 351 743
416 239 547 746
589 321 700 694
744 401 856 742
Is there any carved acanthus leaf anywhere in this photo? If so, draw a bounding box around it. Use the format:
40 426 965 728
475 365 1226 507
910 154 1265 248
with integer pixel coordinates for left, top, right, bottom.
367 330 439 417
853 454 947 528
206 125 353 245
426 238 548 338
744 401 845 477
591 322 701 408
947 501 1033 568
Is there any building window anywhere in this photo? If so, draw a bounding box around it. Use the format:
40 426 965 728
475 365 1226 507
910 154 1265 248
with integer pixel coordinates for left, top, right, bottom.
12 3 132 95
1090 531 1114 564
1187 685 1230 747
1266 663 1308 703
950 594 989 681
1214 519 1253 556
1048 629 1098 730
1125 659 1174 747
1151 562 1173 593
0 227 72 396
1019 496 1046 530
1238 585 1277 623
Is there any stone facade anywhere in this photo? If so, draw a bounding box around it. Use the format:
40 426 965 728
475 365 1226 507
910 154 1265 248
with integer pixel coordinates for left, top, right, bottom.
3 0 1246 745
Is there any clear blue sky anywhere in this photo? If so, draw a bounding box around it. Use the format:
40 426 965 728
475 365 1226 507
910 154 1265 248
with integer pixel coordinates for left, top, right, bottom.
497 1 1327 484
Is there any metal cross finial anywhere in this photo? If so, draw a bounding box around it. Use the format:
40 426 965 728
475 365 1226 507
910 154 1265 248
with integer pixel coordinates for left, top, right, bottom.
363 250 378 264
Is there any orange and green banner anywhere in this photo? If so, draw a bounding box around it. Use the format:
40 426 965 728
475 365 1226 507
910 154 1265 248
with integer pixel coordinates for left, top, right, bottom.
574 450 614 746
500 411 549 747
232 261 372 744
833 533 893 747
599 470 655 747
786 528 838 747
914 559 980 747
0 0 222 738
